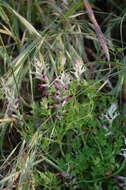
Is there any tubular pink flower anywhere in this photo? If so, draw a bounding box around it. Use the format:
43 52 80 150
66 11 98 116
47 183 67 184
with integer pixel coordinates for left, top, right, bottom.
38 83 47 88
50 103 62 108
52 91 61 100
41 74 48 81
115 176 126 180
118 183 126 187
54 115 63 119
62 95 73 105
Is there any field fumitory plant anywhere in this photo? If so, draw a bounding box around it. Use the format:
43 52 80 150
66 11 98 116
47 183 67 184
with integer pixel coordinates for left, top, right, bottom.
0 0 126 190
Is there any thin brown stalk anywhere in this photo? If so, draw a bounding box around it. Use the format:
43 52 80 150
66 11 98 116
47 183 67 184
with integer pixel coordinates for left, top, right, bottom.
83 0 110 61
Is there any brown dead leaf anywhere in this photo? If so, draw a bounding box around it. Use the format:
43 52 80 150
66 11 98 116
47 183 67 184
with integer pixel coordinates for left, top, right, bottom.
104 168 113 179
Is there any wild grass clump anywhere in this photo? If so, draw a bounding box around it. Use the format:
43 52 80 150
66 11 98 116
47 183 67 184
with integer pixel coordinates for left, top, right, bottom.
0 0 126 189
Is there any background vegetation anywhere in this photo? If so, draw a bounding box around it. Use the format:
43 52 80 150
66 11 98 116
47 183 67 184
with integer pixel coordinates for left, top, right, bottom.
0 0 126 189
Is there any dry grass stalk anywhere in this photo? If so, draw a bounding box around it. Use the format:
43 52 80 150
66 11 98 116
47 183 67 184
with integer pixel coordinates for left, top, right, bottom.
83 0 110 61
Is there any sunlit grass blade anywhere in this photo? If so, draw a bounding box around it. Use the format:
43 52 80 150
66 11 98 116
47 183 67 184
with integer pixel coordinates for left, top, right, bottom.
0 0 41 37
